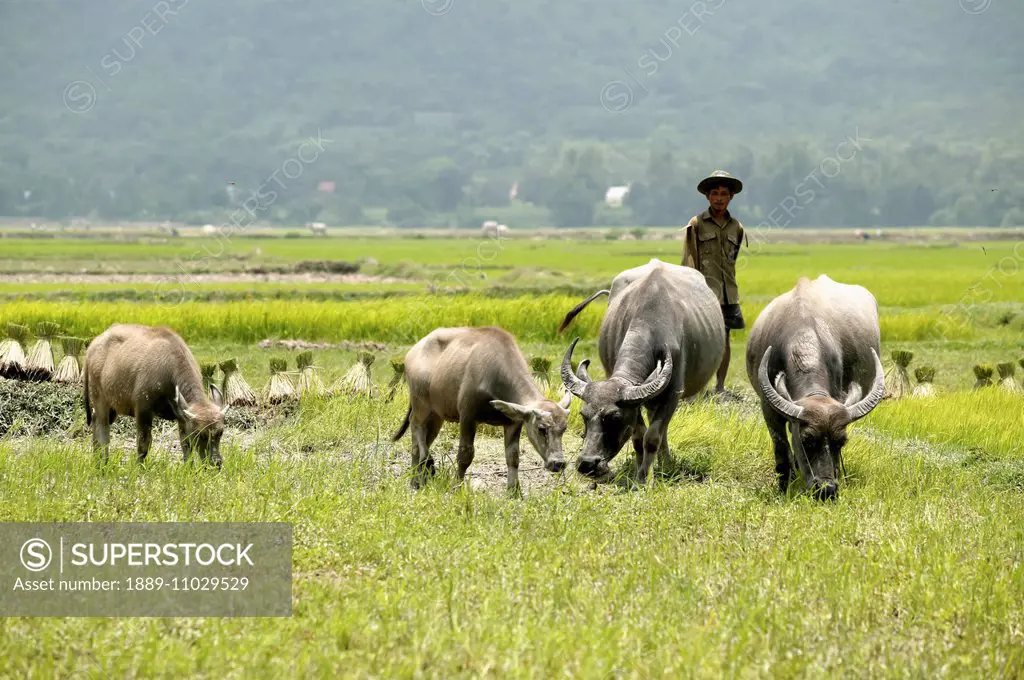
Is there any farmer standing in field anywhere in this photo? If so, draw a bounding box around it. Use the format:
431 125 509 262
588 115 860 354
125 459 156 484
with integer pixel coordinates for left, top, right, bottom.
682 170 747 399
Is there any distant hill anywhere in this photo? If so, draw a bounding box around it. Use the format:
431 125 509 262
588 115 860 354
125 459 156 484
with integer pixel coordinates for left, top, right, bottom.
1 0 1021 225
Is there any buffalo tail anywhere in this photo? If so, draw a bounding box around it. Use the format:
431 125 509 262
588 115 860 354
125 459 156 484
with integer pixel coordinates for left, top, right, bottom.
557 289 610 334
391 406 411 441
83 363 91 426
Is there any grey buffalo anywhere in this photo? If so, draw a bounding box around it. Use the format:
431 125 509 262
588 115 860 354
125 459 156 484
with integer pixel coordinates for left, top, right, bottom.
558 259 725 483
392 326 571 491
745 274 885 501
84 324 229 467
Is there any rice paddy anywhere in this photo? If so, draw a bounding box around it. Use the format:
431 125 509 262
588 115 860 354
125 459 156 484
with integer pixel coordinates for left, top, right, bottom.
0 227 1022 677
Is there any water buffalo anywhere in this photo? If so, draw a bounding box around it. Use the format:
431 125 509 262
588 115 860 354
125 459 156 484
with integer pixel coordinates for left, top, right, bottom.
745 275 885 501
392 326 571 491
84 324 229 467
558 259 725 483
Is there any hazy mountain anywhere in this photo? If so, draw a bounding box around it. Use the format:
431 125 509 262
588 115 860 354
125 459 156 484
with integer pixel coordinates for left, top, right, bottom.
1 0 1021 225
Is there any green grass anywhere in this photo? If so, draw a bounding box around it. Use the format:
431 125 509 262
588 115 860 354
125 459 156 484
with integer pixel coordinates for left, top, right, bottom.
1 230 1023 677
866 390 1024 461
1 382 1023 677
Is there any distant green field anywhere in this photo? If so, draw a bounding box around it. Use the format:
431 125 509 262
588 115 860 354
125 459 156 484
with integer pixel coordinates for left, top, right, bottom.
2 237 1023 308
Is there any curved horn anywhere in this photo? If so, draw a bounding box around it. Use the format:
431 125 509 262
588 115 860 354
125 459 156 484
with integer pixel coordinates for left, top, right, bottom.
846 348 886 422
620 349 673 405
758 346 805 421
576 359 592 382
560 337 589 398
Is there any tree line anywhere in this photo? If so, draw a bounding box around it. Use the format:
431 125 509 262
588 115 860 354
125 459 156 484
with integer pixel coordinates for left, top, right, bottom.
3 134 1021 229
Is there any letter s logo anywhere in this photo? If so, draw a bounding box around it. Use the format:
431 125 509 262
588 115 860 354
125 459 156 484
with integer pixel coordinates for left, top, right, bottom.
21 538 52 572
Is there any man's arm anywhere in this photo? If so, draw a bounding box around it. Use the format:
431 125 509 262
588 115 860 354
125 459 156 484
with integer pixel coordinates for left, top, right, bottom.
681 218 699 268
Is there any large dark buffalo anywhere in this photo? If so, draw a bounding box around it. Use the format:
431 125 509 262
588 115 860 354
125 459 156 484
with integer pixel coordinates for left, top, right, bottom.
558 259 725 483
745 275 885 501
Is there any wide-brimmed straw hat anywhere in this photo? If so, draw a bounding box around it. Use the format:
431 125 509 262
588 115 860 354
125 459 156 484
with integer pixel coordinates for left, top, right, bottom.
697 170 743 196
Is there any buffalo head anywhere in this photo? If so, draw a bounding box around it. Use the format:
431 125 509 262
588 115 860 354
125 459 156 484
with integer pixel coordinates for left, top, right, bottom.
757 345 884 500
560 336 673 478
491 391 572 474
173 384 228 468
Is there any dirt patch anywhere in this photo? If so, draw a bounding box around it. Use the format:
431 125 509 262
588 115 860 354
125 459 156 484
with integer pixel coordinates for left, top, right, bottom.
381 434 596 497
257 339 391 353
0 272 414 285
291 260 359 274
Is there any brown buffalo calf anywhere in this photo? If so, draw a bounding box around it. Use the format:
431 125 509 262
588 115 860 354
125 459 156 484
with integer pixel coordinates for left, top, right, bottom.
84 324 228 467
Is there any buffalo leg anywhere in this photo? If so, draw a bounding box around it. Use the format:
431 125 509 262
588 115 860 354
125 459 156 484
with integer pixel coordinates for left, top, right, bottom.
456 421 477 481
632 415 647 470
637 394 680 484
410 421 429 488
91 402 111 463
651 405 673 472
503 423 523 491
178 421 193 463
421 412 442 476
408 421 422 488
136 413 153 463
656 436 671 474
760 401 792 492
637 422 665 484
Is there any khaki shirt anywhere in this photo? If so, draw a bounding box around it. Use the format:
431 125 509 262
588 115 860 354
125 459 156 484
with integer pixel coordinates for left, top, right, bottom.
682 209 745 305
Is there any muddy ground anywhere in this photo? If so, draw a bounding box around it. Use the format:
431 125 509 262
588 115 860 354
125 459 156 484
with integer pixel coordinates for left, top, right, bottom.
0 272 413 285
0 375 757 496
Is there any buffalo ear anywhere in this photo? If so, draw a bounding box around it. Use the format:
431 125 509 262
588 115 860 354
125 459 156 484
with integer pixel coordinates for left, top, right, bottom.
843 382 864 407
173 386 196 420
491 400 532 422
210 383 224 407
576 359 592 382
773 372 794 401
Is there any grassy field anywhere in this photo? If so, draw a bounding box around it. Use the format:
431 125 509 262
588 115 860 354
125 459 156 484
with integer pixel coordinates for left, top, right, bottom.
0 228 1022 677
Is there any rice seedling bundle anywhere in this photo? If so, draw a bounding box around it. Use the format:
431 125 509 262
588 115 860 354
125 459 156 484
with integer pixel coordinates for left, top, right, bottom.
0 323 29 380
335 352 376 398
296 351 326 397
996 362 1020 393
53 336 87 384
201 363 218 394
883 350 913 400
911 366 936 398
266 358 296 403
385 356 406 403
530 356 552 389
218 358 256 406
973 364 993 389
26 322 61 381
